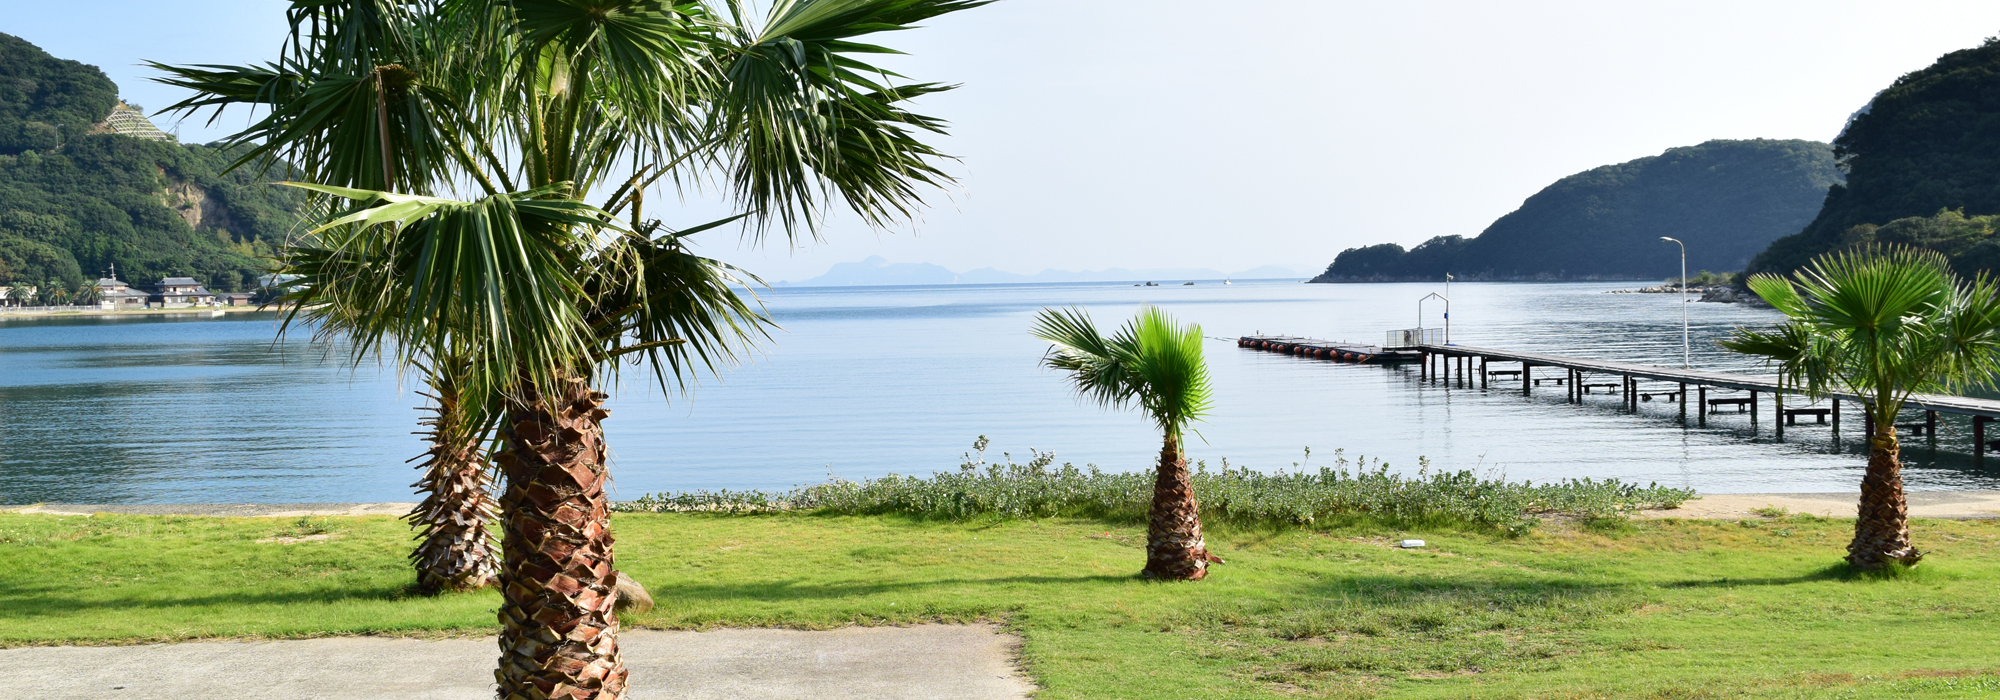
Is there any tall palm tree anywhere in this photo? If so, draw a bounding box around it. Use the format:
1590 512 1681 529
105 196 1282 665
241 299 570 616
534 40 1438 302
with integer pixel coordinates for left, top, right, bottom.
1722 245 2000 570
1032 306 1222 580
158 1 980 697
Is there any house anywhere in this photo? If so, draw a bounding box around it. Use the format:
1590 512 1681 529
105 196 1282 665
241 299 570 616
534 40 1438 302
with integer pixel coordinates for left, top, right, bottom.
153 277 214 308
215 292 255 307
95 277 150 310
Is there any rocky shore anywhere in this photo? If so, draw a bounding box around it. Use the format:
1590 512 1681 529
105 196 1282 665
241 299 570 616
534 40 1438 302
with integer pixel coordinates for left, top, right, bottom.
1608 285 1767 306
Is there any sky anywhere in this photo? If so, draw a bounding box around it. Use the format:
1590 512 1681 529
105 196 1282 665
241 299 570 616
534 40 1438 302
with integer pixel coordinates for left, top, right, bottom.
11 1 2000 282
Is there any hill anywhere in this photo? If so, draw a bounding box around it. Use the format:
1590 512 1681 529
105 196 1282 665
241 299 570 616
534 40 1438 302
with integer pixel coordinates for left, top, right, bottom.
1313 139 1843 282
1744 38 2000 278
0 32 302 294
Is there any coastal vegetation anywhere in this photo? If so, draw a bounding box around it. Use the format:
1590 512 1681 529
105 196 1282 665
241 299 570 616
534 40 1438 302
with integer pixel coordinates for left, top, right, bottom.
0 33 305 293
1032 307 1219 579
6 510 1999 698
1723 245 2000 569
1313 139 1841 282
619 445 1693 535
1746 38 2000 279
155 0 982 696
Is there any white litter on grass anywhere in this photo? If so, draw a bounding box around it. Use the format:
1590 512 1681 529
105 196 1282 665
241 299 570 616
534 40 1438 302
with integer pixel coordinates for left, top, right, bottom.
1399 539 1426 548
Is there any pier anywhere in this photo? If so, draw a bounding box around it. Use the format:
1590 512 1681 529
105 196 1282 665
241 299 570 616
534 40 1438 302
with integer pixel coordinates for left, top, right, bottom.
1237 335 2000 458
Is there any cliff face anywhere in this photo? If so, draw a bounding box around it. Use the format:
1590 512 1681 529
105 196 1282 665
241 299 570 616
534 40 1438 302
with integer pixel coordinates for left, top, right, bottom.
1745 38 2000 278
1313 139 1842 283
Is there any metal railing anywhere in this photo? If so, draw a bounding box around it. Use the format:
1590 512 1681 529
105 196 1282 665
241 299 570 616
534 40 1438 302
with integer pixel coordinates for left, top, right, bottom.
1385 328 1444 347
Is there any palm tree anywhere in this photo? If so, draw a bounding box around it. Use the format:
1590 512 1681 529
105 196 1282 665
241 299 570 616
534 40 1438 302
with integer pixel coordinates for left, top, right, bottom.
1032 306 1222 580
1722 245 2000 570
405 354 501 594
158 1 980 696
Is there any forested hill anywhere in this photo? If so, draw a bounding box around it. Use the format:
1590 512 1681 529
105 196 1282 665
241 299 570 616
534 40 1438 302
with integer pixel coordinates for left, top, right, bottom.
0 32 303 294
1744 38 2000 279
1312 139 1842 282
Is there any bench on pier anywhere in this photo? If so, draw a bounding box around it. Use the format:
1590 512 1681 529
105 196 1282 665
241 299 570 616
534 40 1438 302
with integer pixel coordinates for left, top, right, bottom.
1783 408 1831 425
1896 422 1936 436
1532 376 1567 386
1640 391 1681 402
1486 370 1522 378
1707 397 1754 412
1581 383 1621 394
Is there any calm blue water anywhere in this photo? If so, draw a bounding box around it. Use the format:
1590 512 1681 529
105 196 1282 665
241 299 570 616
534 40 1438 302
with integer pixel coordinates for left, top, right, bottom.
5 280 1999 504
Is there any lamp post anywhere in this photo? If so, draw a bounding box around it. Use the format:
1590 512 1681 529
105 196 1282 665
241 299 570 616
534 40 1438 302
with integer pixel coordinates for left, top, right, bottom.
1660 236 1688 369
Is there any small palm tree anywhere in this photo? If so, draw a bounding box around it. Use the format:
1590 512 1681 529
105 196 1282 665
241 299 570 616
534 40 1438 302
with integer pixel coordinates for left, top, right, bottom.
1722 245 2000 570
1033 306 1222 580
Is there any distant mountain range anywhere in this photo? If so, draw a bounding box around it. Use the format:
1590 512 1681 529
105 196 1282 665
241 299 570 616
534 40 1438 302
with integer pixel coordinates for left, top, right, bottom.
782 256 1308 287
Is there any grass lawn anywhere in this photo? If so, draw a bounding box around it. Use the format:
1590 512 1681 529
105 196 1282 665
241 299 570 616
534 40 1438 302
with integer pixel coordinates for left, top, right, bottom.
3 511 1998 698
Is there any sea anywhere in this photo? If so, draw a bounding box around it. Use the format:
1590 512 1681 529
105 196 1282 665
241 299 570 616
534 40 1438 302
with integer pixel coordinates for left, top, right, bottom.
5 279 1999 505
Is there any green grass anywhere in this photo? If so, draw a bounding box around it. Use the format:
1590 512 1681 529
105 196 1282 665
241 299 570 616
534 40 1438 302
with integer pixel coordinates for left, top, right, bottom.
4 511 1999 699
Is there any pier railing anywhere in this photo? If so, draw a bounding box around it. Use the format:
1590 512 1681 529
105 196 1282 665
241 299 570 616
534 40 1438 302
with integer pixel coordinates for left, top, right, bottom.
1386 328 1444 347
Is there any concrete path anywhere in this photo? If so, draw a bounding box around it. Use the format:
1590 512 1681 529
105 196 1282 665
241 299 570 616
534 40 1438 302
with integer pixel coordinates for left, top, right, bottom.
1641 491 2000 520
0 626 1034 700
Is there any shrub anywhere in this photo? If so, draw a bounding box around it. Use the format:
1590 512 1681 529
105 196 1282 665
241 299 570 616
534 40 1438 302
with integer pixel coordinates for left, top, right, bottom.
617 439 1694 534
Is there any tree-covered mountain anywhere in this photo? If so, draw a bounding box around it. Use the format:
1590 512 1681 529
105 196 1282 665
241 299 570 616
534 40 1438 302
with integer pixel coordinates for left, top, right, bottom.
1313 139 1843 282
1744 38 2000 279
0 33 302 293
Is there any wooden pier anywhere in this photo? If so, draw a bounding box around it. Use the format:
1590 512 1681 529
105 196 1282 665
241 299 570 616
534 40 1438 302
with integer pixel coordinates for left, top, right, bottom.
1238 335 2000 457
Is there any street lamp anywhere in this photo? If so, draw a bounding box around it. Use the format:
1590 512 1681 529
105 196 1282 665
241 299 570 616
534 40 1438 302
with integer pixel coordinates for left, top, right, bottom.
1660 236 1689 369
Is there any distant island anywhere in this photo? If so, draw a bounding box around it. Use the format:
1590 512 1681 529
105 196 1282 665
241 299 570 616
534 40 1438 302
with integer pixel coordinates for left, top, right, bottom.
1312 139 1843 283
782 256 1308 287
1744 38 2000 279
0 33 303 296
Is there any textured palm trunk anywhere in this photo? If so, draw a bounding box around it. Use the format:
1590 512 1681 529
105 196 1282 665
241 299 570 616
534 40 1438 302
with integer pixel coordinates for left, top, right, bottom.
1849 423 1922 569
407 383 501 594
1142 432 1217 580
493 376 627 700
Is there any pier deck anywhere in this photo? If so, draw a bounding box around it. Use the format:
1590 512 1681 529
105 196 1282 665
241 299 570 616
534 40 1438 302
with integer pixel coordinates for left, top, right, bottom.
1238 334 2000 453
1416 343 2000 420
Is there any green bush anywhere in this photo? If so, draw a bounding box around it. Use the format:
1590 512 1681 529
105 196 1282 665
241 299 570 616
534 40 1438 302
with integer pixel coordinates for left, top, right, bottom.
618 440 1694 534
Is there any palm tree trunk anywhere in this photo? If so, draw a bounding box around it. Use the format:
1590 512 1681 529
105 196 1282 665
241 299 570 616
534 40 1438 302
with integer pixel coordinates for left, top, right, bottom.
407 385 500 594
493 375 627 700
1849 421 1922 570
1142 432 1216 580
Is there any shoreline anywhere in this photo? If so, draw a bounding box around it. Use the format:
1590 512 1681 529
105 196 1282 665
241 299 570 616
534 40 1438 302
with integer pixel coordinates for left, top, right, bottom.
12 492 2000 520
0 306 273 320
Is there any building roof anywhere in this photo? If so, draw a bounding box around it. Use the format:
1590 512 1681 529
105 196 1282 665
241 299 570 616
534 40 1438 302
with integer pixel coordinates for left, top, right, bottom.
159 277 202 286
95 277 126 288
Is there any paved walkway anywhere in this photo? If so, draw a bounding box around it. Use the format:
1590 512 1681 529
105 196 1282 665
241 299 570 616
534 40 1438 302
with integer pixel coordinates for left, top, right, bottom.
1641 491 2000 520
0 626 1034 700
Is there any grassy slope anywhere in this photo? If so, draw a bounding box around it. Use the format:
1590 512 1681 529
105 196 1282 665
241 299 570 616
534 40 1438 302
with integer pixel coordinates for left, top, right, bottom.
2 512 1997 699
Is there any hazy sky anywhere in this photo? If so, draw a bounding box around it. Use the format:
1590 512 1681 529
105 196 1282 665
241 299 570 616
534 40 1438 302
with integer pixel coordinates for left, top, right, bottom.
12 1 2000 281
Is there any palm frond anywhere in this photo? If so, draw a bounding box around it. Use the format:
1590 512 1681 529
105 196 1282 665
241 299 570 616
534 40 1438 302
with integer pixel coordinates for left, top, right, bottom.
718 0 986 237
278 181 607 411
1125 307 1213 436
1031 306 1138 412
1726 244 2000 425
584 214 774 394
